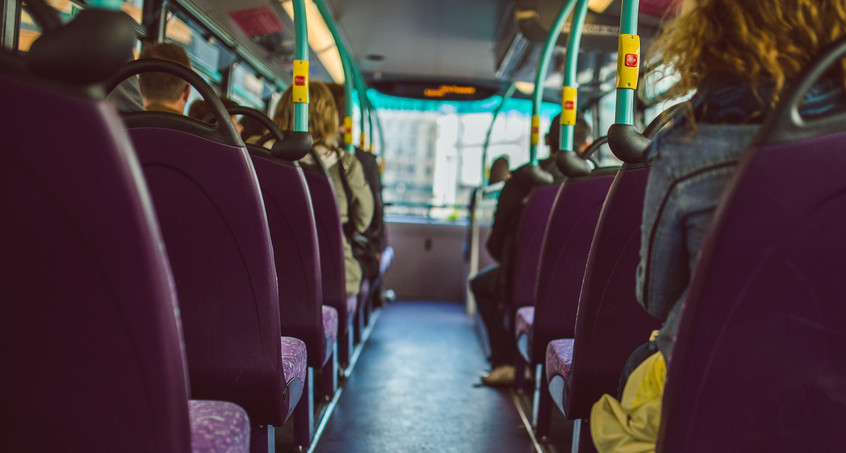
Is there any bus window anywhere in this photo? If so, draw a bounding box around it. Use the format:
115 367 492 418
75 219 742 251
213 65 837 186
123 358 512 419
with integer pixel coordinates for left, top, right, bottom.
230 63 269 110
372 91 558 222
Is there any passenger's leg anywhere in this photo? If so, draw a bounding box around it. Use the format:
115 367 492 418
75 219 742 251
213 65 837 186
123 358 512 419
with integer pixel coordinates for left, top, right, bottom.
471 265 517 384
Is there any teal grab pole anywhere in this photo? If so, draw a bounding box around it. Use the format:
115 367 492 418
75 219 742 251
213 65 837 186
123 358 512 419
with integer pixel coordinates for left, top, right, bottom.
313 0 356 152
292 0 309 132
530 0 578 164
615 0 640 126
481 83 517 186
349 53 370 153
365 90 385 155
559 0 590 152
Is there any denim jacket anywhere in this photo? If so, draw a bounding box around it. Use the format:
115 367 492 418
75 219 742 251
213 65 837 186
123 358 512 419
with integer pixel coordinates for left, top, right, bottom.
636 123 757 358
637 81 845 360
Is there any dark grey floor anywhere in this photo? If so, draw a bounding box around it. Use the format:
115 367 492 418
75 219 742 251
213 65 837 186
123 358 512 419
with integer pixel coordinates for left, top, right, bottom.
314 300 542 453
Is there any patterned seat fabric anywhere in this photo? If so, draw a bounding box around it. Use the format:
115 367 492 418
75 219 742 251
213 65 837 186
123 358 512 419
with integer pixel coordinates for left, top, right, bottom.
514 306 535 342
345 295 357 325
281 336 308 387
545 339 574 383
322 305 339 342
188 400 250 453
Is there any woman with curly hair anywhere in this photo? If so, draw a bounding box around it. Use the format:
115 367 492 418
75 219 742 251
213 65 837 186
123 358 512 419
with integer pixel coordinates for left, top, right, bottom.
591 1 846 450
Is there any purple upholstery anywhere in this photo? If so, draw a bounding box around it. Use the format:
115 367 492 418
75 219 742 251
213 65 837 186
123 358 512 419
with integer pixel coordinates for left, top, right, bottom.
509 185 560 313
249 152 329 368
322 306 339 344
515 306 535 342
563 166 662 420
125 124 293 427
0 64 192 450
302 166 355 364
658 131 846 452
188 400 251 453
545 339 574 383
528 170 616 364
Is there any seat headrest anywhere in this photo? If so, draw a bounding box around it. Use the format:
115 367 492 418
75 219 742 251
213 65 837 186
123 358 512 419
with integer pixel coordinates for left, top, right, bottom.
513 164 554 187
271 131 313 161
555 151 592 178
27 9 136 86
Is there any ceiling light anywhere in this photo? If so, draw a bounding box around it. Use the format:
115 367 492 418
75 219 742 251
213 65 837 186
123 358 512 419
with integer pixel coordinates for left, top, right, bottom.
588 0 615 13
281 0 345 83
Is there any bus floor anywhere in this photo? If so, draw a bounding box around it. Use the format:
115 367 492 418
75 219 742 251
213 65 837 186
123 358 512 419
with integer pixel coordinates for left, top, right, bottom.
276 300 574 453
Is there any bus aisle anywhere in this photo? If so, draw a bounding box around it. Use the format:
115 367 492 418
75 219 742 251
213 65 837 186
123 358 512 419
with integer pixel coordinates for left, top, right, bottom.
307 300 566 453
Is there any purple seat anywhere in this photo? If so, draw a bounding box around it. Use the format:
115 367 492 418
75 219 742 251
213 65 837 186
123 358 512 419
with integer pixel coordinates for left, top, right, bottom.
250 153 335 369
517 170 617 365
189 401 252 453
111 60 304 452
560 165 661 422
514 170 616 437
0 16 248 451
545 339 575 414
302 165 357 366
658 47 846 451
509 185 560 315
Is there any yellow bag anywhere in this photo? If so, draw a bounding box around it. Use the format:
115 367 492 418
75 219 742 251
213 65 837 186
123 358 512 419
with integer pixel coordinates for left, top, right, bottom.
589 350 666 453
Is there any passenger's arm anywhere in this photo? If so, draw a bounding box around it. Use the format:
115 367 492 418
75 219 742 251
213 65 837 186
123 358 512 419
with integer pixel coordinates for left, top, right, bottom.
636 153 690 320
347 156 374 233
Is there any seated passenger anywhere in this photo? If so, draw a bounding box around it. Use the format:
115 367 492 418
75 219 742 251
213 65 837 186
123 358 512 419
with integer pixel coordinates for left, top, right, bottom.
273 80 375 297
471 115 592 386
326 83 386 283
540 116 592 182
591 1 846 450
137 42 191 114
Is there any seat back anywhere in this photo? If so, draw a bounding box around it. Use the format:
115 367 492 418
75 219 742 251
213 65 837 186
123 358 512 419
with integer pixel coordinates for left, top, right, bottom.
0 15 191 450
250 151 328 368
530 169 617 363
658 41 846 452
509 184 559 312
563 165 661 419
302 165 351 334
113 60 288 426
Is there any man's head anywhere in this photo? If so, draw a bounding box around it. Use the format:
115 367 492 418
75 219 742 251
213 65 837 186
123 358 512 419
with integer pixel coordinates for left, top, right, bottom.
138 42 191 112
545 114 592 155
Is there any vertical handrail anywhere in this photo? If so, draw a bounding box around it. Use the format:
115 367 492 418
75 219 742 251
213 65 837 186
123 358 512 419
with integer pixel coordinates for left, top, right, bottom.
292 0 309 133
481 82 517 186
559 0 590 151
530 0 578 163
615 0 641 125
314 0 362 153
366 90 386 155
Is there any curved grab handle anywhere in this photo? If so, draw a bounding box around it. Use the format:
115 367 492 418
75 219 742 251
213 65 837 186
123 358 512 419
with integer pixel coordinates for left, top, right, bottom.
608 101 691 164
19 0 62 33
643 101 689 139
579 135 608 162
759 37 846 145
608 124 652 164
225 106 312 161
105 59 242 146
555 151 592 178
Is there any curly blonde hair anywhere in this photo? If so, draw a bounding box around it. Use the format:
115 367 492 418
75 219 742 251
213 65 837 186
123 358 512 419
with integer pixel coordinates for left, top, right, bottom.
649 0 846 107
274 80 340 147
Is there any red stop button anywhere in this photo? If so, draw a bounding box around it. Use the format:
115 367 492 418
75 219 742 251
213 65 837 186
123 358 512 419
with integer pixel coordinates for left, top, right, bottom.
295 75 306 86
565 101 575 110
625 54 638 67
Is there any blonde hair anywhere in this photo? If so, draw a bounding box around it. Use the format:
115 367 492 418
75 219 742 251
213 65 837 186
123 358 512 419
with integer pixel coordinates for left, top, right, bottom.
273 80 340 147
649 0 846 107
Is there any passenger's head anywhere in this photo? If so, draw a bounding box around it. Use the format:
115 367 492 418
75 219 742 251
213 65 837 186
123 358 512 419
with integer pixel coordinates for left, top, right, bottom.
489 156 511 184
651 0 846 106
546 114 592 155
138 42 192 111
187 97 244 134
273 80 340 148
